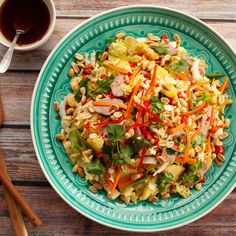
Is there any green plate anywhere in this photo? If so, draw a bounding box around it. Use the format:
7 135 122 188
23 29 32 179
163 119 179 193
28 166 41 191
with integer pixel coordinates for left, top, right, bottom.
31 6 236 232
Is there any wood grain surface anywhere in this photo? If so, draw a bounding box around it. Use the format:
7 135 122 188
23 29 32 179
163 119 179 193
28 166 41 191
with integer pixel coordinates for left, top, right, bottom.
0 0 235 235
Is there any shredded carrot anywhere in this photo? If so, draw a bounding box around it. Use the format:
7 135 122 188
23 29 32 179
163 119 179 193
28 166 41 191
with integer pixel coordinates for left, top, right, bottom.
108 165 122 198
145 64 157 96
209 106 214 128
190 127 201 141
205 135 211 153
169 123 185 134
137 146 147 171
130 65 142 86
125 79 142 119
181 102 208 116
219 77 229 93
183 125 196 163
92 101 127 109
135 90 145 125
103 60 129 74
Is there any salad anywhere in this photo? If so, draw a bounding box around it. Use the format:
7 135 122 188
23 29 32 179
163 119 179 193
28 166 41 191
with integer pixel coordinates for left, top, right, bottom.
55 32 232 204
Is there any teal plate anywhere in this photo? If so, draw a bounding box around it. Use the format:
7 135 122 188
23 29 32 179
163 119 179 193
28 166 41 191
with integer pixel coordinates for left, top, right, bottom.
31 6 236 232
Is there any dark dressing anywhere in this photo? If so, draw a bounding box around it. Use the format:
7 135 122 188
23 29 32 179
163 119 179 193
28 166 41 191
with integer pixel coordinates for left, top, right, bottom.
0 0 50 45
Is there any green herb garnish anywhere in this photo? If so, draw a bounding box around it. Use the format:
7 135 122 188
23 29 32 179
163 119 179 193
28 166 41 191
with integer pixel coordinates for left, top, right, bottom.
156 172 174 193
107 124 126 143
206 73 225 79
154 45 169 55
86 159 105 175
171 59 189 73
150 96 164 114
96 75 115 94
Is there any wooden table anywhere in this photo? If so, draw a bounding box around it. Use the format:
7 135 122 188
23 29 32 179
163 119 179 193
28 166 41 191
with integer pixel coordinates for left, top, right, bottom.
0 1 235 235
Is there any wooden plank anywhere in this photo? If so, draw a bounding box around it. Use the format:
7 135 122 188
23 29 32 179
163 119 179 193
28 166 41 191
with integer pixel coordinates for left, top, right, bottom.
0 186 235 235
0 19 235 71
53 0 236 20
0 128 46 182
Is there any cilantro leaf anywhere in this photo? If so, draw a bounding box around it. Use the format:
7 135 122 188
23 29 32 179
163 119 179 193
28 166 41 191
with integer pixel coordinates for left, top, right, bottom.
96 75 115 94
181 174 199 185
166 148 177 155
171 59 189 73
69 127 87 152
86 159 105 175
107 124 126 142
154 45 169 55
133 137 152 150
156 172 174 193
150 96 164 114
106 38 116 43
96 50 104 60
119 144 134 163
74 90 82 102
188 159 203 174
112 143 134 164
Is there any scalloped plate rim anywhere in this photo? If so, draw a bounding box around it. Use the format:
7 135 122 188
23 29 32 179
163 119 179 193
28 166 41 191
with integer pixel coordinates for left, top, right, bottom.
31 5 236 232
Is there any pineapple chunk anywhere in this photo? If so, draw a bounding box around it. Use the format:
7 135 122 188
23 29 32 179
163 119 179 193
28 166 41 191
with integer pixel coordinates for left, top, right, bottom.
164 165 185 180
87 136 104 153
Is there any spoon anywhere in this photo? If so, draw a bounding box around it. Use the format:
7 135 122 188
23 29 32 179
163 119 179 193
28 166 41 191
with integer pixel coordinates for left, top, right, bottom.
0 29 26 73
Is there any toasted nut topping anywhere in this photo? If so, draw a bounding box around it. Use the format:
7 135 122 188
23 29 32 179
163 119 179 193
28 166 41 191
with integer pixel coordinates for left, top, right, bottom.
72 164 79 173
116 32 125 39
149 196 158 202
100 52 109 62
173 33 181 43
78 167 85 177
68 68 75 78
158 140 167 147
66 107 74 115
75 53 84 61
80 87 86 96
89 133 98 139
71 62 79 73
93 183 103 190
161 97 170 104
219 132 228 140
54 101 59 111
224 118 230 128
89 185 97 193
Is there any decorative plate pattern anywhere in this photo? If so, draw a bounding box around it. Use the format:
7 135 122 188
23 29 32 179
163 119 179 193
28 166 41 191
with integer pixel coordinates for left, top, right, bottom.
31 6 236 232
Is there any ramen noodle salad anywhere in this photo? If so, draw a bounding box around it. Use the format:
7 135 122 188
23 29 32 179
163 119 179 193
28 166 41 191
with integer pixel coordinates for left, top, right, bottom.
55 32 232 204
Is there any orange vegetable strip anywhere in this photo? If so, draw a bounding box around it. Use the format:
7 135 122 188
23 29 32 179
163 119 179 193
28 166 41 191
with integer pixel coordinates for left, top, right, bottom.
137 146 147 172
169 123 185 134
135 90 145 125
92 101 127 109
130 65 142 86
108 165 122 198
219 77 229 93
145 64 157 96
183 125 191 162
181 102 208 116
205 135 212 153
209 106 214 128
103 60 129 74
190 127 201 141
125 79 142 118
